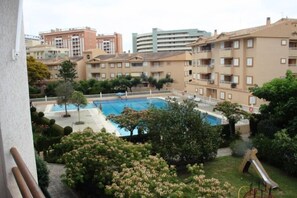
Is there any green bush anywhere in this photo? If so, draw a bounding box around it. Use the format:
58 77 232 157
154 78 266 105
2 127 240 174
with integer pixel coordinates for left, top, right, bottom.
257 119 280 138
249 113 262 136
63 126 73 136
230 139 253 157
35 154 51 198
38 112 45 118
30 106 37 113
49 119 55 126
29 86 41 94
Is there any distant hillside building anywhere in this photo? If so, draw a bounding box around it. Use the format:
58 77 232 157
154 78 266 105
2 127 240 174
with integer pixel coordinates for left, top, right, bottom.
25 34 41 50
40 27 97 57
86 51 192 91
26 44 69 60
96 32 123 54
132 28 211 53
186 17 297 108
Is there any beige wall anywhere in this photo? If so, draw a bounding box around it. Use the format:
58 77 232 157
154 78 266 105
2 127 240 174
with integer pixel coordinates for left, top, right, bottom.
187 19 297 107
87 52 192 91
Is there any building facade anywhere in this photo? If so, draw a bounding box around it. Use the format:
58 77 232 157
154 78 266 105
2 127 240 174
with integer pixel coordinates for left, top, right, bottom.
40 27 97 57
96 32 123 54
86 51 192 90
27 44 69 60
41 48 106 81
25 34 41 50
132 28 211 53
186 18 297 108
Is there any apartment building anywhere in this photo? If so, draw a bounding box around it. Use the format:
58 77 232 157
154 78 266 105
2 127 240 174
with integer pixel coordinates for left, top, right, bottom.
41 48 106 81
132 28 211 53
25 34 41 50
96 32 123 54
40 27 97 57
86 51 192 90
26 44 69 60
186 17 297 107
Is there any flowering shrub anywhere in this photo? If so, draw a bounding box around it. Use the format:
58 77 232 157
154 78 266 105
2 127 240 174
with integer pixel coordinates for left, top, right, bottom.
106 156 232 197
55 128 151 191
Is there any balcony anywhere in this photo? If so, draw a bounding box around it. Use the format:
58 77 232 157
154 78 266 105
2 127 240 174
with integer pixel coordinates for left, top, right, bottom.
289 48 297 57
150 65 163 72
197 51 212 59
219 48 233 57
197 65 214 73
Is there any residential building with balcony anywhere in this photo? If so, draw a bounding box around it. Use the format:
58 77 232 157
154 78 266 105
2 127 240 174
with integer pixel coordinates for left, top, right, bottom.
96 32 123 54
25 34 41 50
132 28 210 53
26 44 69 60
40 27 97 57
41 48 106 81
86 51 192 90
186 17 297 107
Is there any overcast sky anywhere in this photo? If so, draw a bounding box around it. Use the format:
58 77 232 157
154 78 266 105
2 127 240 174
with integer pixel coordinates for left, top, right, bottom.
23 0 297 51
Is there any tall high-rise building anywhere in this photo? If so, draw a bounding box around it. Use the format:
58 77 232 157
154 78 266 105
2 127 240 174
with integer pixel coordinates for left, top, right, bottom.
132 28 211 53
96 32 123 54
40 27 96 57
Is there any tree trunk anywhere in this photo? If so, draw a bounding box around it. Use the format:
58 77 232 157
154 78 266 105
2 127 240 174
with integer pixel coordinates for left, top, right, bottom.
229 120 236 138
64 102 68 116
78 106 80 122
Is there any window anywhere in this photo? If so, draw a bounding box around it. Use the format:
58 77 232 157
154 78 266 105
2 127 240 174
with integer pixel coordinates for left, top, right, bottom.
247 39 253 48
233 40 239 49
125 63 130 67
101 63 105 68
110 63 114 68
280 58 286 64
246 76 253 85
193 73 196 79
220 58 224 65
143 62 148 66
233 75 239 84
117 63 122 68
281 40 287 46
117 73 122 77
220 92 225 100
197 74 201 80
246 58 253 66
125 73 130 76
228 93 232 99
197 60 201 66
249 96 257 105
101 73 106 78
199 88 203 95
110 73 115 78
233 58 239 66
195 88 198 92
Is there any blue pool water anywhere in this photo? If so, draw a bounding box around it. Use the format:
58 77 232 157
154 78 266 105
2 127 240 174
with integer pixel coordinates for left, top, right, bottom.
52 98 221 136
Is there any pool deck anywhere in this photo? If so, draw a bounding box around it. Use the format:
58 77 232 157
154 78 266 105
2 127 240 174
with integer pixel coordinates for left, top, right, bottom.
34 96 248 135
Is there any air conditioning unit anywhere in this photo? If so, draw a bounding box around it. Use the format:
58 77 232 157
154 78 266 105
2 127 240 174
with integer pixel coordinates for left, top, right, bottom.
209 79 214 84
231 83 237 88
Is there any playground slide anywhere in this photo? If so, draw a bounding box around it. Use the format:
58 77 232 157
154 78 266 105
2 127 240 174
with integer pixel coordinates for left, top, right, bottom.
251 159 279 189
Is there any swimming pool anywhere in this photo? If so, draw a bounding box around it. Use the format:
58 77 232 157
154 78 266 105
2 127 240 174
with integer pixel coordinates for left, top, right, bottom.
51 98 221 136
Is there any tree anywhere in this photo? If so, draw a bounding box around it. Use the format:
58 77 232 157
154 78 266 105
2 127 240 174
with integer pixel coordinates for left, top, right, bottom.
27 56 50 86
55 82 74 117
251 70 297 136
107 107 147 137
58 60 77 82
70 91 87 124
146 99 221 164
214 101 248 138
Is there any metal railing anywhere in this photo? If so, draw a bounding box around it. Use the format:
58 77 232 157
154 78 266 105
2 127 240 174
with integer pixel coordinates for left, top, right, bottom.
10 147 45 198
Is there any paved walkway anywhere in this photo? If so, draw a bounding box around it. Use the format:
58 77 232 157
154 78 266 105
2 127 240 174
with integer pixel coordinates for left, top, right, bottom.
47 163 78 198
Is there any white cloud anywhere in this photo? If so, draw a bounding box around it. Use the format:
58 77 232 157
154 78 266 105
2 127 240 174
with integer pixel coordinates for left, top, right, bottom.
23 0 297 51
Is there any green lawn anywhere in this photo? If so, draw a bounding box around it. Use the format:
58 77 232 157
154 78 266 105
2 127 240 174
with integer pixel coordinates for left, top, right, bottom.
203 156 297 198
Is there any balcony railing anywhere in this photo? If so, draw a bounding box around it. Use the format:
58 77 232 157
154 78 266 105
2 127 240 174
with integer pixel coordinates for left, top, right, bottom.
10 147 45 198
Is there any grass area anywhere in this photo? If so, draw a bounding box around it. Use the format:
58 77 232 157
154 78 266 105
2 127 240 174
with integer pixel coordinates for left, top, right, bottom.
203 156 297 198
